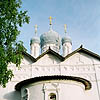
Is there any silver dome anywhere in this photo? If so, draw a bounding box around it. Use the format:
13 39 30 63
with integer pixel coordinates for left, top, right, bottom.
30 36 40 45
62 36 72 45
40 29 61 48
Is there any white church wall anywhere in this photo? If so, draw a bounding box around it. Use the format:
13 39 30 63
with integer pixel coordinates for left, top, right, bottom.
85 81 100 100
7 53 35 82
94 65 100 100
0 56 34 100
0 82 21 100
9 64 32 82
0 54 34 100
21 55 34 65
59 83 86 100
31 54 62 77
35 54 61 65
59 52 100 100
1 51 100 100
61 52 100 65
32 64 61 77
30 43 40 58
21 83 44 100
20 80 88 100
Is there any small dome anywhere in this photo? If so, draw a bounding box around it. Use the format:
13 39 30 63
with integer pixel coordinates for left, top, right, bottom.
40 29 61 48
62 36 72 45
30 36 40 45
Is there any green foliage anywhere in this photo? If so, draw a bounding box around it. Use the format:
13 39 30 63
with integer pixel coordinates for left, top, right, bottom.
0 0 30 87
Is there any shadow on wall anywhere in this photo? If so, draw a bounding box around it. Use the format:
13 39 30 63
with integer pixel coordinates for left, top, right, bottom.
4 91 20 100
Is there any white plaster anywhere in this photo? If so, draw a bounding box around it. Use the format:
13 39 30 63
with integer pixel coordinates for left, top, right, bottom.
1 49 100 100
62 42 72 57
30 43 40 58
21 80 86 100
61 52 100 65
35 54 61 65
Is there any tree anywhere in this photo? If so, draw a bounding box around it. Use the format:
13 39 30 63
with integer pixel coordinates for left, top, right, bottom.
0 0 30 87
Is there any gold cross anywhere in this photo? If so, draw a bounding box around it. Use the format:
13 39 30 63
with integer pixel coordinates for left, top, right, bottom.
49 16 52 25
34 24 38 35
64 24 67 33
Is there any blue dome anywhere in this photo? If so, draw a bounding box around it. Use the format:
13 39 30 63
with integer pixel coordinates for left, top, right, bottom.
62 36 72 45
40 29 61 48
30 36 40 45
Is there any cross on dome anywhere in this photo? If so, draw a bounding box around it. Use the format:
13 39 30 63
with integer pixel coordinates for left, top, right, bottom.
49 16 53 25
64 24 67 33
34 24 38 35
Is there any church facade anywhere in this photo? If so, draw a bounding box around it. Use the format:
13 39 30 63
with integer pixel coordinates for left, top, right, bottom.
0 17 100 100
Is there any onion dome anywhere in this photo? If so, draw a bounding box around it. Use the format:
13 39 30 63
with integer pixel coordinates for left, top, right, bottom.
40 16 61 48
30 25 40 45
30 36 40 45
62 24 72 45
62 36 72 45
40 28 61 48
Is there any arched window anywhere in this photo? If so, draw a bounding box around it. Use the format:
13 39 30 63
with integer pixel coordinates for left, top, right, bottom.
22 88 29 100
49 93 56 100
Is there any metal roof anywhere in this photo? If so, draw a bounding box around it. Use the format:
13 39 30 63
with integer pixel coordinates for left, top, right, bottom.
40 29 61 48
15 75 91 91
23 46 100 62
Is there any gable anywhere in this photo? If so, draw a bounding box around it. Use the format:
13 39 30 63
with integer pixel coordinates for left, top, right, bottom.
20 52 36 65
35 53 62 65
61 52 100 65
21 54 34 65
8 52 35 66
8 53 34 82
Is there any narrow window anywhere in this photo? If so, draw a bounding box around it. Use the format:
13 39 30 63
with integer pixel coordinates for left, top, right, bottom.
22 88 29 100
49 93 56 100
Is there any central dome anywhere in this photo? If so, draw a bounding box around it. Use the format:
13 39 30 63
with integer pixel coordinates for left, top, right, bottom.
40 29 61 48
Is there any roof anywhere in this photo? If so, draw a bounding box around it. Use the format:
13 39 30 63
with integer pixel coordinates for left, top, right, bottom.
23 46 100 62
62 36 72 45
64 46 100 60
22 52 36 62
15 75 91 91
36 47 64 61
40 29 61 48
30 36 40 45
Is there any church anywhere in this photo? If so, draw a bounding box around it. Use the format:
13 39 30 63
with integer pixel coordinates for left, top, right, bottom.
0 17 100 100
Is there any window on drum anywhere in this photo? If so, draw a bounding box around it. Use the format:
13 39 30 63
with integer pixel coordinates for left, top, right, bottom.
49 93 56 100
22 88 29 100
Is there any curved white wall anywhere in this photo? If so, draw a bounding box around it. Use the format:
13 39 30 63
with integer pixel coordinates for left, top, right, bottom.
21 80 86 100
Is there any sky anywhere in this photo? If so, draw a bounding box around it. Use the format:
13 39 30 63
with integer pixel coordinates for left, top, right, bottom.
18 0 100 55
